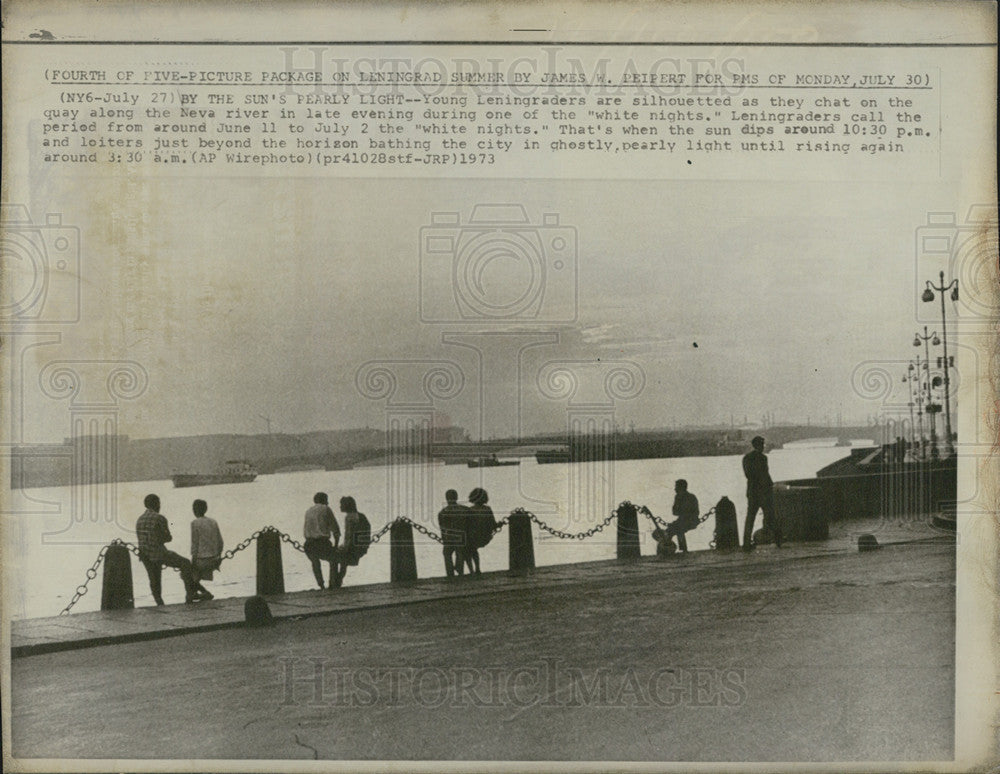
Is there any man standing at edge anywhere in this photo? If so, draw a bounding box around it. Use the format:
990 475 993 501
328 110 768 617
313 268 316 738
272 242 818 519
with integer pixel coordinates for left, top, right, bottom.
136 493 200 605
742 436 782 550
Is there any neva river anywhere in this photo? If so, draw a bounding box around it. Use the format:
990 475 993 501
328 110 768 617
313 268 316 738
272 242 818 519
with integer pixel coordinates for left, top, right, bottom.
6 447 856 619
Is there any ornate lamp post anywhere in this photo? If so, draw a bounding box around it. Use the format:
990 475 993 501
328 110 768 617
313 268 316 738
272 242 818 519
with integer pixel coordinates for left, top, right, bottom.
913 326 940 458
922 270 958 457
901 361 920 455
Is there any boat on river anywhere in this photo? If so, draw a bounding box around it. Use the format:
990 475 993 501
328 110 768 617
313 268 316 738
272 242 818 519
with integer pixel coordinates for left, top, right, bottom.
171 460 258 488
467 455 521 468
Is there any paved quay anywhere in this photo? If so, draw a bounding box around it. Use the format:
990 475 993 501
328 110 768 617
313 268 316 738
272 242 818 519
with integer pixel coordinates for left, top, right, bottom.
8 519 956 763
10 518 948 657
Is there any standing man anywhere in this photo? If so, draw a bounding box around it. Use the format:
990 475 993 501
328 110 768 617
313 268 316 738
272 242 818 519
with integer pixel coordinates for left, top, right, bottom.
437 489 468 577
742 436 782 550
304 492 341 589
190 499 224 601
666 479 700 553
135 494 200 605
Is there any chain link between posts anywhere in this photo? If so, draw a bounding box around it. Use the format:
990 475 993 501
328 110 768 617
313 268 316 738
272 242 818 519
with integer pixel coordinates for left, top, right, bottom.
59 500 719 614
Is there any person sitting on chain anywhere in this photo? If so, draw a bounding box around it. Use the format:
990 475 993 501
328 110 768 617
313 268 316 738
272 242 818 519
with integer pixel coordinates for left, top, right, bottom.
331 496 369 587
189 499 223 601
463 487 498 576
666 479 700 554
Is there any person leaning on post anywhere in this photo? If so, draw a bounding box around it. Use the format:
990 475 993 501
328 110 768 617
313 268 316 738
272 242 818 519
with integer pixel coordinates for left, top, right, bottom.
742 435 782 550
135 493 200 605
303 492 341 589
437 489 469 578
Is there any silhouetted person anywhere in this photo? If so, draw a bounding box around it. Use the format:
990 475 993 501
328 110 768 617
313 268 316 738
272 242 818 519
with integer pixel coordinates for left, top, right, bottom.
666 479 700 553
135 494 199 605
190 499 223 600
437 489 468 577
303 492 340 589
742 436 782 549
464 487 497 575
332 496 366 587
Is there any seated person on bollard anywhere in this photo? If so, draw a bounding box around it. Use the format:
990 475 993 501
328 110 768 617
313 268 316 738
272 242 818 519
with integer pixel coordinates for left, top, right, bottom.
190 499 223 600
438 490 469 577
332 496 370 587
667 479 700 553
463 487 498 576
303 492 341 590
135 493 200 605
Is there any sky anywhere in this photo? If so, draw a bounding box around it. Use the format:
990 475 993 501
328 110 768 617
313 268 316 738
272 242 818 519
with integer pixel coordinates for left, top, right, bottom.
12 172 966 443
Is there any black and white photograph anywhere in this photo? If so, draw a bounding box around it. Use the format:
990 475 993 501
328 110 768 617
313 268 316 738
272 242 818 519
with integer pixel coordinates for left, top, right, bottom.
1 1 997 770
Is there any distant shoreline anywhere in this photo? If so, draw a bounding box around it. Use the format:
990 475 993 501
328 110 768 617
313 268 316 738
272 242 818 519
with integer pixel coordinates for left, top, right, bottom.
9 424 879 490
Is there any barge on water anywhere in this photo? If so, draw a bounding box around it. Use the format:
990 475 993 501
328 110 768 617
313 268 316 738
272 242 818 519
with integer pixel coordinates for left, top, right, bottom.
171 460 258 488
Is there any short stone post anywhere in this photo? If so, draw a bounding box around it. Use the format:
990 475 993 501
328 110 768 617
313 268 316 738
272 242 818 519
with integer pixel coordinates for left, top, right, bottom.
508 510 535 573
256 528 285 595
100 542 134 610
390 519 418 582
616 502 641 560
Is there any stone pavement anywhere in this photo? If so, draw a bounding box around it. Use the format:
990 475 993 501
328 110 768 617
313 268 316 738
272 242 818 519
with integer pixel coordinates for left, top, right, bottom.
8 521 956 763
10 517 949 657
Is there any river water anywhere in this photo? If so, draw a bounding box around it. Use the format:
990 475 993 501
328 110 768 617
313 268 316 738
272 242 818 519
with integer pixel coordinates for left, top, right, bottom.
6 447 853 619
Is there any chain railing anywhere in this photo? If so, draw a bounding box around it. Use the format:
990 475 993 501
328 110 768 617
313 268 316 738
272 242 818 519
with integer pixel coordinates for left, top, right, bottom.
59 542 111 615
368 520 394 545
222 528 264 561
524 507 618 541
397 516 444 543
57 501 722 614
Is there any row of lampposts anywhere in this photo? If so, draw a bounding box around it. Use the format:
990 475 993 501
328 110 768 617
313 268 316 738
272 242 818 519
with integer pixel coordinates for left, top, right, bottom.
902 271 957 460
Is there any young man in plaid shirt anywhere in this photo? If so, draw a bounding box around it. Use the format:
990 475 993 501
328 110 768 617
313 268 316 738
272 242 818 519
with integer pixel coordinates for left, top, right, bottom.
136 493 201 604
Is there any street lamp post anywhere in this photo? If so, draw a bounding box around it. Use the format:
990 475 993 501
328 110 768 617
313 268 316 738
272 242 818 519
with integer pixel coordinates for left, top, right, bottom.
922 270 958 457
904 358 926 459
913 326 940 458
902 361 920 455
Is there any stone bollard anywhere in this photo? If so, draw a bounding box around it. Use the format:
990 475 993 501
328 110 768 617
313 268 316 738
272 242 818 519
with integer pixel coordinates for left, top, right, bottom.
858 534 880 552
256 529 285 595
508 510 535 574
100 542 134 610
616 503 641 560
390 519 418 582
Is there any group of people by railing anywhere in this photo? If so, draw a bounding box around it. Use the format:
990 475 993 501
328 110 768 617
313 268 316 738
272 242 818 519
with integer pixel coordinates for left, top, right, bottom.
130 435 782 605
